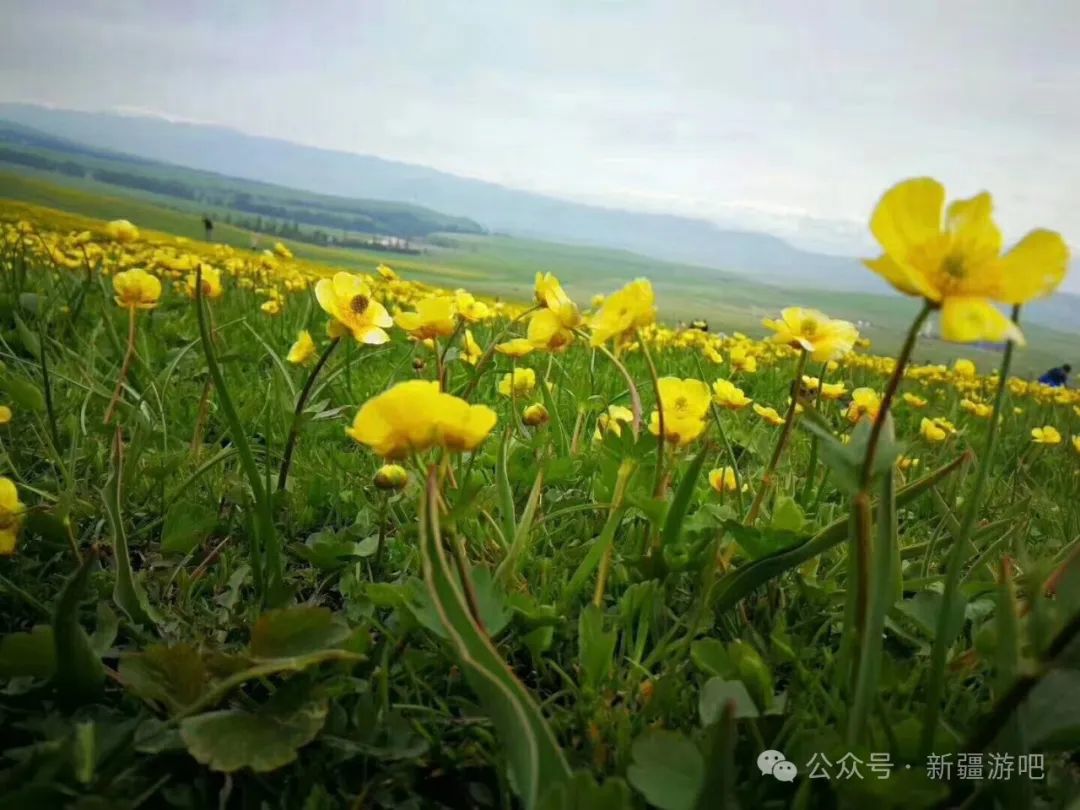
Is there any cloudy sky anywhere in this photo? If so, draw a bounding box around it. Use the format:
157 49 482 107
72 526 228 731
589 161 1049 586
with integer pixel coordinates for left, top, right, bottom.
1 0 1078 275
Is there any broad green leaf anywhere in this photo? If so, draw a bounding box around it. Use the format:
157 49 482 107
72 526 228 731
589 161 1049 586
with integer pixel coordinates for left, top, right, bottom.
723 520 804 561
689 639 733 679
2 374 45 412
51 552 106 704
1021 669 1080 750
0 625 56 679
14 313 41 358
770 496 805 533
626 729 703 810
180 702 327 773
538 772 632 810
699 677 758 725
102 432 159 628
730 641 774 712
661 445 709 548
161 498 218 555
419 469 570 808
119 643 207 712
249 606 350 660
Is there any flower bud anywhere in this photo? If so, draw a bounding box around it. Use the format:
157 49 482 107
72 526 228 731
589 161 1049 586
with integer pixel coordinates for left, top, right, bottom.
522 403 549 426
373 464 408 490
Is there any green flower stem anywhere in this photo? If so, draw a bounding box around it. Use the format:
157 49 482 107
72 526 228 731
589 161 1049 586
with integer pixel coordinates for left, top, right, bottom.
276 336 341 493
745 349 808 526
638 333 666 496
799 362 830 505
692 353 746 513
592 341 642 438
103 306 137 425
858 302 932 487
920 304 1020 755
460 305 539 400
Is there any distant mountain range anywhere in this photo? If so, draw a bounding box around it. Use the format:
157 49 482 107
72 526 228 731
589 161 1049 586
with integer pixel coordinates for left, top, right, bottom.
0 102 1076 334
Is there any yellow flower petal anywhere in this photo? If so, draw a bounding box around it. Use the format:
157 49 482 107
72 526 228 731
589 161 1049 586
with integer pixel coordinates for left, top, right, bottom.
870 178 944 264
998 229 1070 304
939 297 1024 345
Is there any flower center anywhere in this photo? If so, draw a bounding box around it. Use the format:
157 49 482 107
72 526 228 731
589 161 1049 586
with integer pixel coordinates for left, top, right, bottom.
942 253 966 280
350 294 370 315
800 318 819 336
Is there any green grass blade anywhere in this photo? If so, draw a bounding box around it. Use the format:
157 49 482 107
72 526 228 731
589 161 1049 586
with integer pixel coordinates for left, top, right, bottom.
661 444 708 549
420 467 570 808
496 466 545 585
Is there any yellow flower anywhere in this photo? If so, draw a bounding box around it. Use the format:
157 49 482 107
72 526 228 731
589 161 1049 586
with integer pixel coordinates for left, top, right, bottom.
897 456 920 472
903 393 928 408
960 398 992 419
498 367 536 397
729 346 758 374
347 380 496 458
395 296 457 340
495 338 535 358
273 241 294 260
1031 425 1062 445
920 417 954 443
708 466 744 495
534 272 582 328
589 279 656 346
594 404 634 441
185 265 223 300
455 290 492 322
105 219 139 242
462 329 484 365
0 405 11 425
712 378 752 410
261 299 282 316
374 464 408 490
753 403 785 427
648 377 711 446
376 263 398 281
316 272 393 344
0 476 24 556
820 382 848 401
703 344 724 364
864 177 1070 344
527 309 574 352
762 307 859 362
801 375 821 391
113 269 162 309
846 388 882 424
953 358 977 378
287 330 316 364
522 403 549 426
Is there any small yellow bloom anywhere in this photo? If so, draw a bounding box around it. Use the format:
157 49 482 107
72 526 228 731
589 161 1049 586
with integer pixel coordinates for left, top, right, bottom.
105 219 140 242
953 358 977 378
648 377 711 446
522 403 549 426
753 403 785 427
846 388 882 424
462 329 484 365
454 290 492 322
903 393 928 408
820 382 848 401
287 330 316 364
594 404 634 441
374 464 408 490
185 265 223 300
708 466 744 495
113 269 162 309
527 308 574 352
261 298 282 316
801 375 821 391
498 367 536 397
0 476 24 556
703 344 723 364
712 379 752 410
728 346 757 374
376 263 398 281
534 272 582 329
920 417 954 443
273 241 294 260
395 296 457 340
762 307 859 362
495 338 536 358
960 398 992 419
1031 425 1062 445
0 405 11 425
589 279 656 346
897 456 920 472
864 177 1070 344
316 272 393 344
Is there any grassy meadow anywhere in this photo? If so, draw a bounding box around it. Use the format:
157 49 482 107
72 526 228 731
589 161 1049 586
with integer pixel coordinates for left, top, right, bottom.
0 188 1078 810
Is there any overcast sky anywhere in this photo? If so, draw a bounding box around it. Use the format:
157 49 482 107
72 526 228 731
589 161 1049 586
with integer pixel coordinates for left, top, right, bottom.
1 0 1078 286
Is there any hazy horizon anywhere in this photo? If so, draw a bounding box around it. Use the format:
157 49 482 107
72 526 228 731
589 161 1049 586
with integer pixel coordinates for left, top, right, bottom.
1 1 1078 291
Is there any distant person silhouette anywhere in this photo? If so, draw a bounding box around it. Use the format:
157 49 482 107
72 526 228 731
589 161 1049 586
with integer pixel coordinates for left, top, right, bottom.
1038 363 1071 387
203 215 214 242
